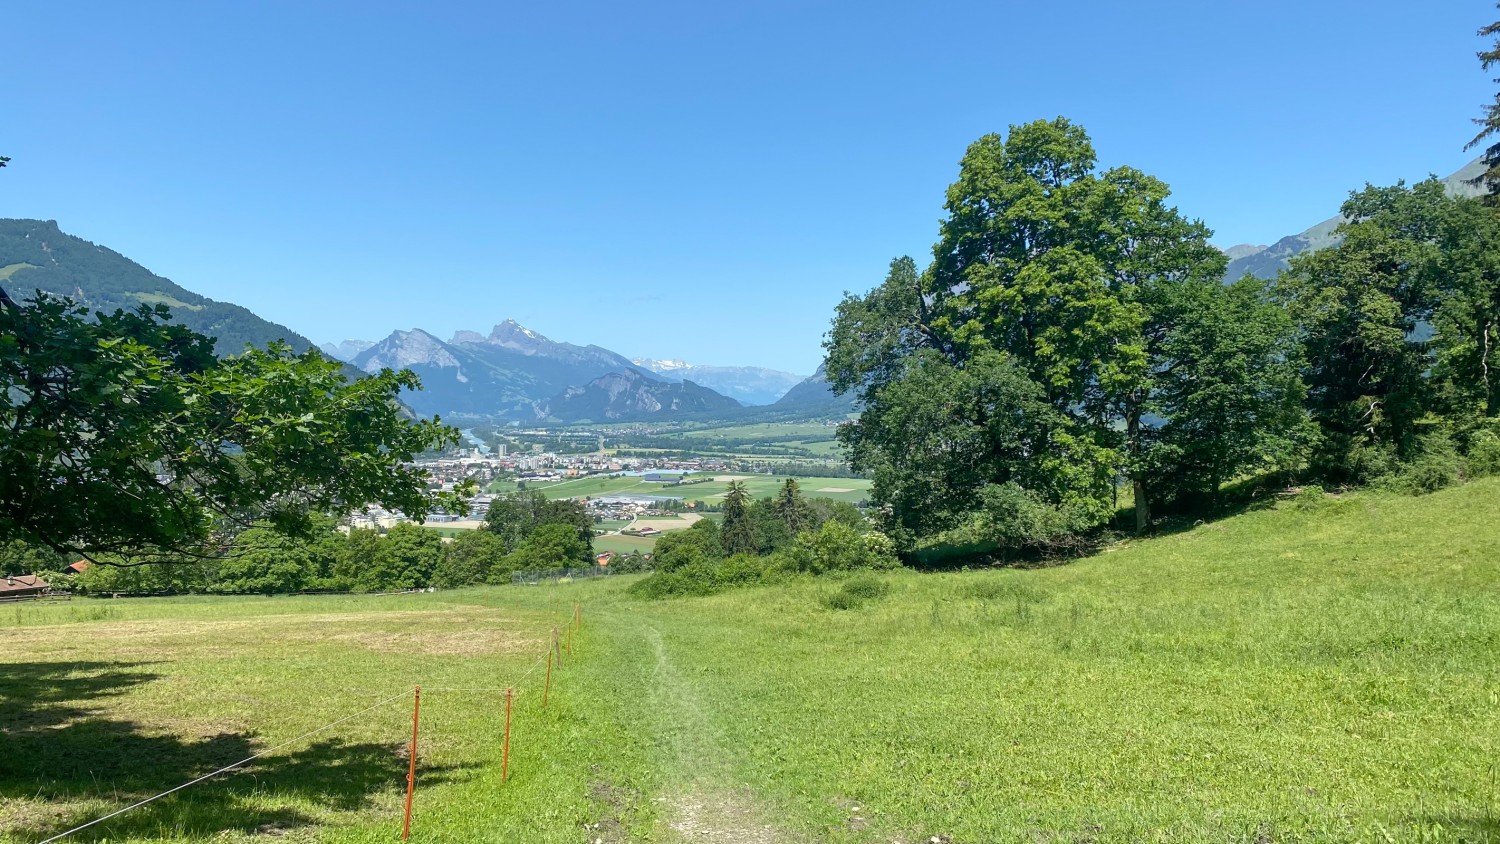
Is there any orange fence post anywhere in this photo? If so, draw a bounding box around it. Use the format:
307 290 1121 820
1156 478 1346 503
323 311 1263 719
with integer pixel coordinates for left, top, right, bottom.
501 687 514 782
542 649 553 707
575 603 581 629
554 627 563 670
402 686 421 840
566 624 573 657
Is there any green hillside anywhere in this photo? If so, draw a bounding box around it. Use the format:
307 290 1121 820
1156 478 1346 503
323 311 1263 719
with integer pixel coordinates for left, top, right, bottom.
0 219 321 356
5 480 1499 842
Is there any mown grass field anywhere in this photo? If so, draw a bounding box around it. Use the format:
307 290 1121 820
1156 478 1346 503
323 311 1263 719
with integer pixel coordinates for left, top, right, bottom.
698 475 871 503
5 480 1500 842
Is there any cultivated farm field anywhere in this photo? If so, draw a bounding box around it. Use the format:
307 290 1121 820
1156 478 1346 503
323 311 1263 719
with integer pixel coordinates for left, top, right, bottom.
5 480 1500 842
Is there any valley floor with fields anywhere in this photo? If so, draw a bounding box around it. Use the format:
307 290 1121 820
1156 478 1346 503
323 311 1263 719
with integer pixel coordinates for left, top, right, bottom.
5 481 1500 843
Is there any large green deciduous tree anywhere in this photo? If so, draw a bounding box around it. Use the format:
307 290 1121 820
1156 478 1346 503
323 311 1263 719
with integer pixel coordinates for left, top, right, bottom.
0 292 464 563
1278 179 1500 478
482 490 593 562
827 119 1309 550
1430 193 1500 422
1143 277 1314 506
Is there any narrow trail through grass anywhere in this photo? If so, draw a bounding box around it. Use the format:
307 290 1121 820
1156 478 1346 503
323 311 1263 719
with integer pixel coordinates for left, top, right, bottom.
641 624 785 843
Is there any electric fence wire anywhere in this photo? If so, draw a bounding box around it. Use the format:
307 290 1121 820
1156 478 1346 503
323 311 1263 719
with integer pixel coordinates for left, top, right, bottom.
37 687 416 844
39 617 573 843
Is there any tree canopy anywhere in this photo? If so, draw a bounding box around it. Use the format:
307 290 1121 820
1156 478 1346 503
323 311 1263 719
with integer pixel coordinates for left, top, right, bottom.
826 119 1310 552
0 291 464 563
1470 2 1500 201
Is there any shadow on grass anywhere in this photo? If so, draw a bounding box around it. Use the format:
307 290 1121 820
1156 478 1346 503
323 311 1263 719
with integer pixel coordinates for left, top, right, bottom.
906 472 1295 571
0 661 471 842
1413 815 1500 841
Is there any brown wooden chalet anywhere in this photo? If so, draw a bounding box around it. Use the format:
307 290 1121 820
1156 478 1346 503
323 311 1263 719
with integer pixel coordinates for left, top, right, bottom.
0 574 51 600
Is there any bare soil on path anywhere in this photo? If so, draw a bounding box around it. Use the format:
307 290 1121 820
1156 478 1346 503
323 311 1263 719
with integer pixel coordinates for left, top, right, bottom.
642 625 792 843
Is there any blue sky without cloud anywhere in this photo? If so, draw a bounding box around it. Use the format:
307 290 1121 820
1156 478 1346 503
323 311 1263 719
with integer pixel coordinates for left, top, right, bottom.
3 1 1493 373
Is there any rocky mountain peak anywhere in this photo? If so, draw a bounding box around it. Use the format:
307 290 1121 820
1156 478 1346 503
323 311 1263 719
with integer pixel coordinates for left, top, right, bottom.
487 319 552 353
353 328 461 373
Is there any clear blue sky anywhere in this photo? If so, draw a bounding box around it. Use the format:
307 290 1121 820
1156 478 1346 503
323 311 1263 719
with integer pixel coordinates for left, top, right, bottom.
3 1 1492 373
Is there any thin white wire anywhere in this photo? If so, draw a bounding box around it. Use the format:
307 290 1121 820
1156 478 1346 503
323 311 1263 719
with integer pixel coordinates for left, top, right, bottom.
38 620 574 843
422 650 548 693
38 687 416 844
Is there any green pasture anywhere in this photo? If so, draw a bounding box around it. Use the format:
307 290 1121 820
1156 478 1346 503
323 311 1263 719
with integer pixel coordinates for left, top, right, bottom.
6 480 1500 842
487 474 697 500
422 526 470 538
667 421 841 440
592 534 658 555
698 475 871 503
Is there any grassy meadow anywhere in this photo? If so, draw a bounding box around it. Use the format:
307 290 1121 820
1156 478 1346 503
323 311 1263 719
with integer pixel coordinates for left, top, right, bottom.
5 480 1500 842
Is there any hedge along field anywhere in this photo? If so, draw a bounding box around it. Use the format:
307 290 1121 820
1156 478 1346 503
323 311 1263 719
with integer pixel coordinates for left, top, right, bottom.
5 479 1500 842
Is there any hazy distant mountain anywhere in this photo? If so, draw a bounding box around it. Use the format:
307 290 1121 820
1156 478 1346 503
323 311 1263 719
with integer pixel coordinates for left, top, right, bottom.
320 339 375 361
1220 243 1268 261
770 365 857 416
535 369 742 422
351 321 700 419
1222 156 1488 280
0 219 323 356
633 357 805 405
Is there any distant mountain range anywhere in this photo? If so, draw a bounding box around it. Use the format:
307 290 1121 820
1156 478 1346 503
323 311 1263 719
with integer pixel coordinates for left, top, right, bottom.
320 339 375 361
27 150 1481 430
631 358 805 406
346 322 676 420
537 369 742 421
1220 156 1488 280
767 365 856 415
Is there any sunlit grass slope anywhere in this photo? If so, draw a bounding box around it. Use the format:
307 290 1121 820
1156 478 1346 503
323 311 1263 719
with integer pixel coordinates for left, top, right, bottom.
595 478 1500 842
4 480 1500 842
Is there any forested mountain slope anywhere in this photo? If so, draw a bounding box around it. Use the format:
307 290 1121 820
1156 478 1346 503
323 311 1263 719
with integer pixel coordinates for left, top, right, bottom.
0 218 321 356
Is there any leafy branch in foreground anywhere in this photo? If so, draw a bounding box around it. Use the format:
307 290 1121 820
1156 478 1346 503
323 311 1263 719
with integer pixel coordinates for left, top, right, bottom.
0 292 465 563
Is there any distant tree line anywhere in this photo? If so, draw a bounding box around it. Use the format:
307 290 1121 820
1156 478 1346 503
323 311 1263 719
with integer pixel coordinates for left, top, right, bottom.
828 111 1500 564
630 479 896 598
55 492 594 595
766 463 864 479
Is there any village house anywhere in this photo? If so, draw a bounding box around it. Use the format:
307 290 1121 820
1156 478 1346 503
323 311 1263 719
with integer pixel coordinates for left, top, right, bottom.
0 574 51 600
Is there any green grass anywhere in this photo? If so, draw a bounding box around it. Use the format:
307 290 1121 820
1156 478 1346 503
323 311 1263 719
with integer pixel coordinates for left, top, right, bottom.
698 475 871 503
422 526 471 538
131 291 205 311
592 534 658 555
7 481 1500 841
0 590 658 843
0 262 39 282
487 474 693 499
666 421 840 440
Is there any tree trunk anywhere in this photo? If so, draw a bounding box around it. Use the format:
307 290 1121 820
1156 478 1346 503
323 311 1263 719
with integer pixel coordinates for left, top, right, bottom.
1485 320 1498 418
1134 476 1150 534
1127 405 1150 535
